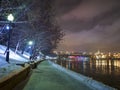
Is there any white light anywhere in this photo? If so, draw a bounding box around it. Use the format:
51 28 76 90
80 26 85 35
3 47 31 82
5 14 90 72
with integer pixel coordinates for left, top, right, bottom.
28 41 33 45
6 25 10 30
7 14 14 22
28 46 31 48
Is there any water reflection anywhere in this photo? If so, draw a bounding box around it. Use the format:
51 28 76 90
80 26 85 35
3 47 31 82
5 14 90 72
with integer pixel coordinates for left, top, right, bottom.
52 56 120 89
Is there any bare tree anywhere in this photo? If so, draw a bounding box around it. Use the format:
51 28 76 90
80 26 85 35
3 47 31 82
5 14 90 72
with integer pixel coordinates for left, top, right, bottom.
26 0 64 55
0 0 64 56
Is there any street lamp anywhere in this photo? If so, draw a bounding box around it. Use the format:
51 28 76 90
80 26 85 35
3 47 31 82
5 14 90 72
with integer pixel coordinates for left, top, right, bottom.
28 41 35 60
6 14 14 63
7 14 14 21
28 41 33 45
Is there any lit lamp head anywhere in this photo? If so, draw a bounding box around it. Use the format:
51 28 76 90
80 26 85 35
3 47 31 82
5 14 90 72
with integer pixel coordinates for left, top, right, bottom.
28 41 33 45
7 14 14 22
6 24 10 30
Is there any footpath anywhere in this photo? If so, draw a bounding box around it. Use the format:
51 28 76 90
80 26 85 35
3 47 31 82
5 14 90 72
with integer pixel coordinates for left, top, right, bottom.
22 60 93 90
0 60 116 90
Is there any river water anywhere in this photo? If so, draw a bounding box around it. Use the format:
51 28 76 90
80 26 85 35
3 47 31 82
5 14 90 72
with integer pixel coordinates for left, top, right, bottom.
51 57 120 90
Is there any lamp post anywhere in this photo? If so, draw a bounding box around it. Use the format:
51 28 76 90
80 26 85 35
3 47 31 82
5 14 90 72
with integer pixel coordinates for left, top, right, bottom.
28 41 34 54
6 14 14 63
28 41 34 60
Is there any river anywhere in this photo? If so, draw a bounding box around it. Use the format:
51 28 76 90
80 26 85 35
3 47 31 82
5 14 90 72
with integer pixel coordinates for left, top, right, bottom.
51 56 120 90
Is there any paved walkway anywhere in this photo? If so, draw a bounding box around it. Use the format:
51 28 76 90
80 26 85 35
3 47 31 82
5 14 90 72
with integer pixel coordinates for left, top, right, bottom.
23 60 93 90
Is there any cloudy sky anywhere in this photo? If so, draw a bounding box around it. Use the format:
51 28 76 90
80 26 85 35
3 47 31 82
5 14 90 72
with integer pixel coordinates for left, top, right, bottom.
54 0 120 52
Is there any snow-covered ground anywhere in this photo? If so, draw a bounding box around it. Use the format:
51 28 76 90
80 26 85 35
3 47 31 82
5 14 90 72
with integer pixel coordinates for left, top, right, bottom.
1 45 29 59
0 44 30 78
0 45 29 68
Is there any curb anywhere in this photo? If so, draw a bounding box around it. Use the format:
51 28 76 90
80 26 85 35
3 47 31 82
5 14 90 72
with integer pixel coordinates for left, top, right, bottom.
0 60 43 90
0 64 31 90
29 60 44 69
48 60 117 90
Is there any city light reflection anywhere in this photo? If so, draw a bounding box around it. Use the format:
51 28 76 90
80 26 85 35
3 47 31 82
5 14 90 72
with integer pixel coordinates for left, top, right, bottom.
51 52 120 89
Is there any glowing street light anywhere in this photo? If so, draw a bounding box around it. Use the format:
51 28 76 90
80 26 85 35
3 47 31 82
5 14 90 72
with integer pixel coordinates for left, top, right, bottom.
28 41 33 45
6 24 10 30
7 14 14 22
28 41 34 60
6 14 14 63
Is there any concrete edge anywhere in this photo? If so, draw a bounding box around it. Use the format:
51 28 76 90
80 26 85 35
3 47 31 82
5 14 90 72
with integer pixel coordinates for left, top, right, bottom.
48 60 117 90
30 60 44 69
0 64 31 90
0 59 44 90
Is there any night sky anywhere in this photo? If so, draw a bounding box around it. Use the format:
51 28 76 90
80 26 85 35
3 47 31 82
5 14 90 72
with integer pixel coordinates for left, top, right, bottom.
54 0 120 52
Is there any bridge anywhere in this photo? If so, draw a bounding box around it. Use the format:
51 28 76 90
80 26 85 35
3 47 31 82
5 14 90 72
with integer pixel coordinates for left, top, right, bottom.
58 54 91 58
57 54 120 60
